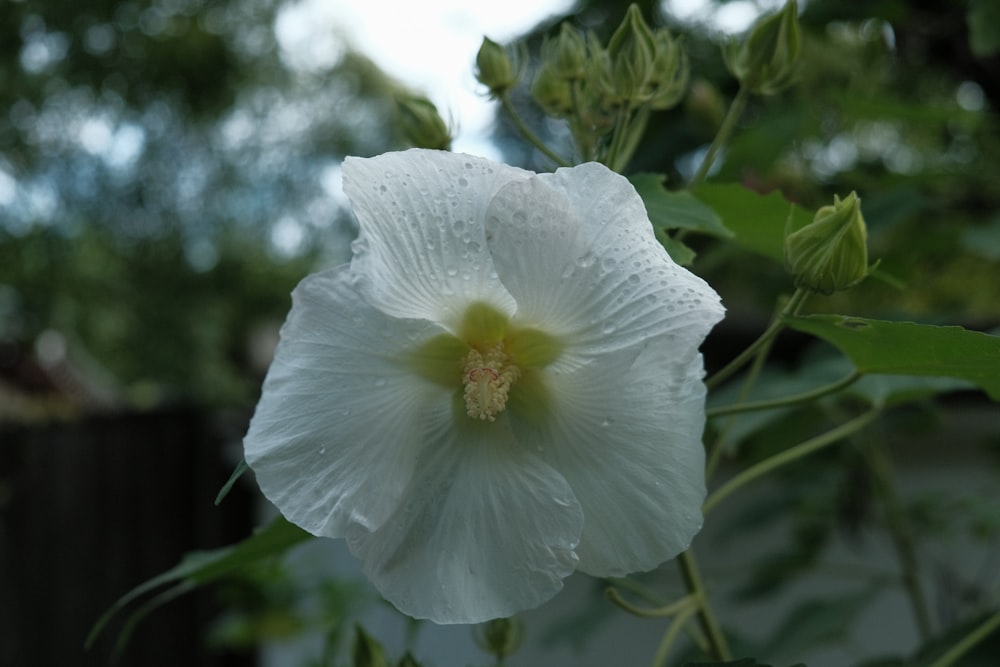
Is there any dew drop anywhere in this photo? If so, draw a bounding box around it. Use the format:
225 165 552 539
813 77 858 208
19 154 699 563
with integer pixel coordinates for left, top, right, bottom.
601 322 616 334
600 417 615 427
458 177 469 187
628 274 640 284
374 378 387 387
446 267 458 277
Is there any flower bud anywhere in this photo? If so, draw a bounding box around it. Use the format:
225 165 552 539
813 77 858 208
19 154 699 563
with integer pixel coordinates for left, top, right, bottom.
473 617 524 660
531 64 573 118
352 625 389 667
607 4 657 106
475 37 518 97
395 93 452 151
648 28 689 110
725 0 801 95
542 23 588 82
785 191 869 294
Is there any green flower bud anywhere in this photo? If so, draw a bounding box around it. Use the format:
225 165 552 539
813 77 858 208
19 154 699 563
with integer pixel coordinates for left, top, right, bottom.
352 625 389 667
542 23 588 82
648 28 689 110
607 4 657 106
395 93 452 151
473 617 524 660
531 64 573 118
475 36 518 97
785 191 869 294
725 0 801 95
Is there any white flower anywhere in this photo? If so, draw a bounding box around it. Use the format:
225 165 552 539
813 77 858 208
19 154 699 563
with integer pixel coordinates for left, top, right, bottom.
243 149 724 624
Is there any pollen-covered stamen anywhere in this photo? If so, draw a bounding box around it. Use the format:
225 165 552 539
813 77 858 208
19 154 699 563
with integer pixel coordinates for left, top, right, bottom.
462 343 520 421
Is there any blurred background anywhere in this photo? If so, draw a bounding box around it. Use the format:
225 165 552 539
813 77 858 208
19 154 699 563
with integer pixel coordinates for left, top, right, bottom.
1 0 998 665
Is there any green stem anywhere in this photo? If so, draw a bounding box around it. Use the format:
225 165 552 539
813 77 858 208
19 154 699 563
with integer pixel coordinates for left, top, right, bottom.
603 106 631 171
500 94 571 167
605 588 696 619
864 441 934 640
651 598 700 667
706 370 863 419
705 288 808 391
705 327 777 480
677 550 731 661
690 84 751 186
927 608 1000 667
704 408 881 514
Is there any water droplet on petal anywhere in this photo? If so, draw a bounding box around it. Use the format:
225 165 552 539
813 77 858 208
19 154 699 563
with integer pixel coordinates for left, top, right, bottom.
374 378 387 387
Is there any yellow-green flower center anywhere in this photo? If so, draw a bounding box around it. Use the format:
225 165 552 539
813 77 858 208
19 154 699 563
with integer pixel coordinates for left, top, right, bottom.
408 301 563 424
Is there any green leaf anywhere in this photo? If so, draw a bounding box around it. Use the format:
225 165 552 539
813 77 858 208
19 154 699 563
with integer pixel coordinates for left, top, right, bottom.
631 173 734 238
784 315 1000 400
656 226 697 265
87 515 312 654
692 183 813 261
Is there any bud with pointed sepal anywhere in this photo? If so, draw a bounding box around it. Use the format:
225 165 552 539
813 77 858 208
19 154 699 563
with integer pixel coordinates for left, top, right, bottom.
725 0 801 95
395 93 452 151
785 191 870 294
476 36 518 97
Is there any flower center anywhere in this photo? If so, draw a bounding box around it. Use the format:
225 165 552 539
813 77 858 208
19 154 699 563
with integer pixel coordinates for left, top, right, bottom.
461 343 520 421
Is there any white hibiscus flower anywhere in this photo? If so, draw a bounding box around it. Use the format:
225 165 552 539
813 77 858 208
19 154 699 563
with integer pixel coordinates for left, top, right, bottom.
243 148 724 624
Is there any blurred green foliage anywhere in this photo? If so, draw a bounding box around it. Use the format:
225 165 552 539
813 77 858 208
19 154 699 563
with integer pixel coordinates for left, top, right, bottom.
0 0 421 406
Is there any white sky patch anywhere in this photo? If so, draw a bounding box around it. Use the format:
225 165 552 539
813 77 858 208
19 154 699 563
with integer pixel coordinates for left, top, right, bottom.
275 0 575 159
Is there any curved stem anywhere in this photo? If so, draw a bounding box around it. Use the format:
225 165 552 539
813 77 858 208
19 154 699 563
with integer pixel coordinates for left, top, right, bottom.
927 608 1000 667
651 598 700 667
704 408 881 514
677 550 731 661
690 84 751 186
706 370 863 418
705 288 808 391
499 94 571 167
606 588 696 619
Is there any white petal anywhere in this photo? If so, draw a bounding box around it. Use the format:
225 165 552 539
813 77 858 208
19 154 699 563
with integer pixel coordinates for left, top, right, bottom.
244 265 451 538
343 149 531 328
346 414 583 624
485 162 724 366
512 338 708 576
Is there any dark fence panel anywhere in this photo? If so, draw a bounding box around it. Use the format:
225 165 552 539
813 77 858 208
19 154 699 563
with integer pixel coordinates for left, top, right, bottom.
0 407 256 667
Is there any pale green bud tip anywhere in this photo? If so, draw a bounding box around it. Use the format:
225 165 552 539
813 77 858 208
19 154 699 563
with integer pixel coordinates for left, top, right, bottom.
352 625 389 667
607 4 657 104
542 23 588 82
475 37 517 96
396 94 452 151
785 191 869 294
473 617 524 659
727 0 801 95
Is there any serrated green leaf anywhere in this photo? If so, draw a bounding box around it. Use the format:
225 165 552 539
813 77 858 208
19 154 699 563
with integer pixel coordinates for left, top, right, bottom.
631 173 734 238
692 183 813 262
87 515 311 651
783 315 1000 400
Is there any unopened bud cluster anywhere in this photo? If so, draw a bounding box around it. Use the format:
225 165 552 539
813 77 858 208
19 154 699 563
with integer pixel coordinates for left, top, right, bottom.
475 4 689 164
